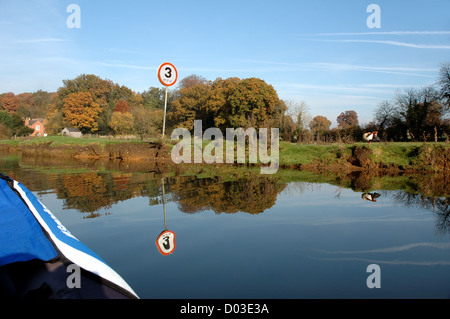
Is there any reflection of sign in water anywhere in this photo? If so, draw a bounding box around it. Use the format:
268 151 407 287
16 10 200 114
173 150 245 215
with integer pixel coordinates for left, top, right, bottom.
156 230 176 256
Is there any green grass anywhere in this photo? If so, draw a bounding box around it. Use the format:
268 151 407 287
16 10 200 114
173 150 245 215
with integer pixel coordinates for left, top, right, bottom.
2 136 449 170
0 135 145 147
279 141 450 168
278 142 343 166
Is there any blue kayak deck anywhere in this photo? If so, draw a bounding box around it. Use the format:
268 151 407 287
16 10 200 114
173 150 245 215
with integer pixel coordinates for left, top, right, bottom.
0 175 58 266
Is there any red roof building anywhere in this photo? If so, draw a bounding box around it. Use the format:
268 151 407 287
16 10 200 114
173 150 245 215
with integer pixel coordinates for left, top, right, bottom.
24 118 46 137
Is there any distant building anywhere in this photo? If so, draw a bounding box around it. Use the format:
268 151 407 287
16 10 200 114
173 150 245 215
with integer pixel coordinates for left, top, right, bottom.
62 127 83 138
25 118 47 137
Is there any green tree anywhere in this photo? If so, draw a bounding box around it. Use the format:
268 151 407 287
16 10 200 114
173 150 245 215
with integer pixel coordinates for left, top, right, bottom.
0 110 13 128
140 87 166 110
220 77 278 130
132 105 163 139
0 110 33 137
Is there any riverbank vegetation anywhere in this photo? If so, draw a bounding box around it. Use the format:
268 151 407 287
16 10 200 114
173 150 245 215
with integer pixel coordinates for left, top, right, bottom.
1 135 449 173
1 63 449 144
1 62 449 174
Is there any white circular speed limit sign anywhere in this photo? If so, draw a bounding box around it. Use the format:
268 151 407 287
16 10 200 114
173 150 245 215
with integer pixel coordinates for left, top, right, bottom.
158 62 178 87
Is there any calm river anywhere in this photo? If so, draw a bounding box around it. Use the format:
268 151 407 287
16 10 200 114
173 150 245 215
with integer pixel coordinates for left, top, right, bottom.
1 152 450 299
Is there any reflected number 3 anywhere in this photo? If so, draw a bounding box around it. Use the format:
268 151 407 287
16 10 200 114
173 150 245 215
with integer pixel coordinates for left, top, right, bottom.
165 67 172 78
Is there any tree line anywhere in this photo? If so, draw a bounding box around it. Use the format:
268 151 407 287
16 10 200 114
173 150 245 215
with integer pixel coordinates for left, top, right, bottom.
1 62 449 142
373 63 450 142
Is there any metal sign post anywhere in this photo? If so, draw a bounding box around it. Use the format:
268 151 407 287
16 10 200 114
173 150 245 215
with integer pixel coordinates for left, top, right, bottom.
157 62 178 138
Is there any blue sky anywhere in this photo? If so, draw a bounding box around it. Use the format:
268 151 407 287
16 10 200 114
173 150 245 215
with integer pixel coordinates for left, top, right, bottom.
1 0 449 126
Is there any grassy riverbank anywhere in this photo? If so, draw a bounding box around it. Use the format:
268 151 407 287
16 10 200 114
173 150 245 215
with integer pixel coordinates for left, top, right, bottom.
0 136 449 172
278 141 450 171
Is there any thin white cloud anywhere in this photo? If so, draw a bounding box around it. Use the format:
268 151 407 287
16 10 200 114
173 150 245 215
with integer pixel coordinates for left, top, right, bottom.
238 59 437 78
320 39 450 50
96 62 156 70
15 38 71 44
275 82 386 95
313 31 450 36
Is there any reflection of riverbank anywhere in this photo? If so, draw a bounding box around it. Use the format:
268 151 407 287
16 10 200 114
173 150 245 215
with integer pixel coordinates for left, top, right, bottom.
1 151 449 220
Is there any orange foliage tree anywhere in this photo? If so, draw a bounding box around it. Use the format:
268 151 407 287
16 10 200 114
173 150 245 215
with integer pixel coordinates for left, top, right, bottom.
62 92 101 133
114 99 130 113
1 92 19 113
169 77 280 133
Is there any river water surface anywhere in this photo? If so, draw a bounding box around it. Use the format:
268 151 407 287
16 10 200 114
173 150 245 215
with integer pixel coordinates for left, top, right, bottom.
1 152 450 299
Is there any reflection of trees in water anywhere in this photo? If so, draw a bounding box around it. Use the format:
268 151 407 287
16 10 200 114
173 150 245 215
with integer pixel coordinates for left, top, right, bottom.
47 170 285 216
166 175 286 214
282 182 323 197
56 172 158 215
393 191 450 236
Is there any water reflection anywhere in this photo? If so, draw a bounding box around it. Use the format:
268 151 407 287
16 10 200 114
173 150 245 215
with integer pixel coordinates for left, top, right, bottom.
155 177 176 256
392 191 450 236
2 152 450 298
1 152 449 235
362 192 381 202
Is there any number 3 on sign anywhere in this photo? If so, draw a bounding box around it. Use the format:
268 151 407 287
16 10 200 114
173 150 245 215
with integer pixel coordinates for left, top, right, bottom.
158 62 178 87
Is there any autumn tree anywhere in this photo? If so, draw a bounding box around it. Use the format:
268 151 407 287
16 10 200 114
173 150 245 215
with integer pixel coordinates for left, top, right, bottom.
109 85 143 109
309 115 331 135
169 80 213 130
178 74 207 90
337 110 359 129
57 74 115 109
62 92 101 133
17 90 56 119
1 92 19 113
55 74 145 135
45 105 64 135
219 77 278 130
109 111 134 135
114 99 130 113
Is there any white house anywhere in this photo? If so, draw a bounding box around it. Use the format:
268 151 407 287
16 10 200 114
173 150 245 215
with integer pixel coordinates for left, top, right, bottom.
62 127 83 138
